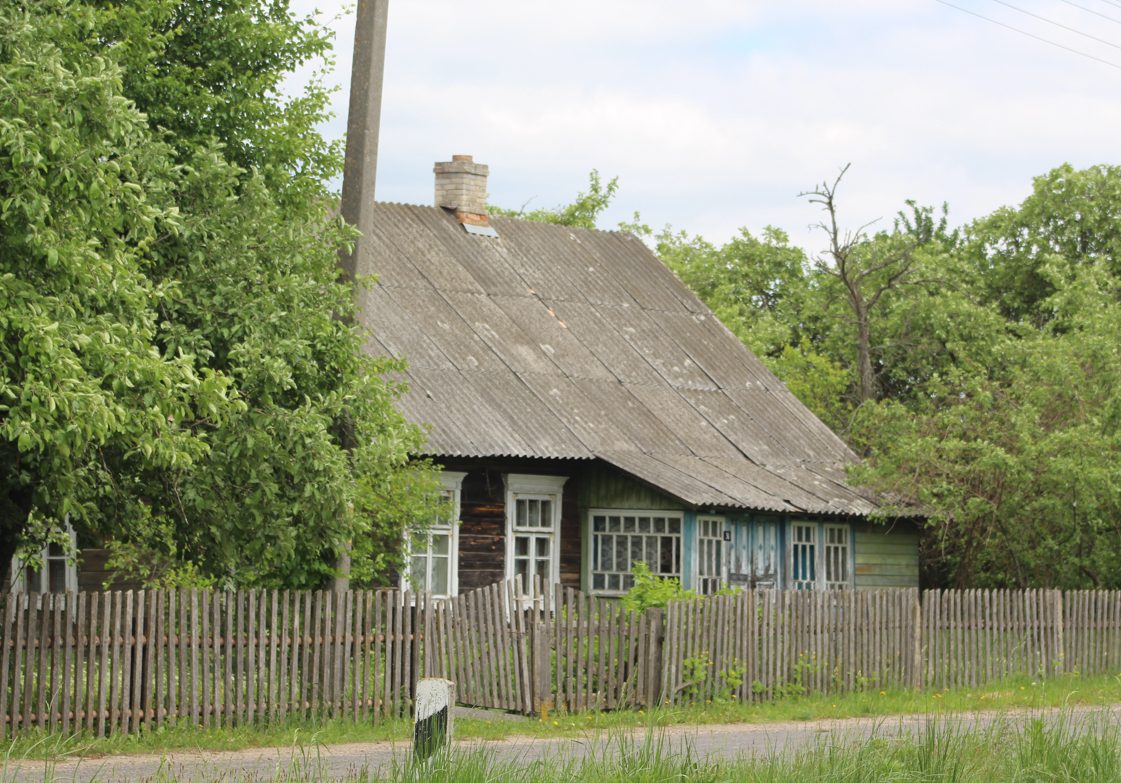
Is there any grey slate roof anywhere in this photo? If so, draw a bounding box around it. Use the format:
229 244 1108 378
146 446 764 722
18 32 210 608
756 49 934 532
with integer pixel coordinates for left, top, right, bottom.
359 203 882 516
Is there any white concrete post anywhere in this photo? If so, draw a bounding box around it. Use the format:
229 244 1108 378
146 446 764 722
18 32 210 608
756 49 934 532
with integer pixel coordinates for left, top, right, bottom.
413 678 455 760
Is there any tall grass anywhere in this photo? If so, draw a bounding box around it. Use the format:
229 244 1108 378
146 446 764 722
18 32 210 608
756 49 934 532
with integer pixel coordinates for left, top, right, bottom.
379 712 1121 783
6 710 1121 781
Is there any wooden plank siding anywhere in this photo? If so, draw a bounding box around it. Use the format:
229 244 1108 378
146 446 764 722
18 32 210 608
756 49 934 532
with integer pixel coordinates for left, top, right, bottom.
853 521 920 589
439 459 587 592
440 459 919 595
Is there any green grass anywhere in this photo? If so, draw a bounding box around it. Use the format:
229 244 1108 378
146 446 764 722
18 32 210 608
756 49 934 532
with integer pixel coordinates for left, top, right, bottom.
373 714 1121 783
6 672 1121 760
21 712 1121 782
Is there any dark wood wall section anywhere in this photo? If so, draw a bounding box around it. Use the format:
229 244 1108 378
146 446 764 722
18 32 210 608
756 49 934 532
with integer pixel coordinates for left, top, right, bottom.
455 468 506 591
441 459 585 592
77 548 142 592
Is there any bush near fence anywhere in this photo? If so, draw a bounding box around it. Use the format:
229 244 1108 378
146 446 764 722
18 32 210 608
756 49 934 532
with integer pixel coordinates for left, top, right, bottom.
2 582 1120 735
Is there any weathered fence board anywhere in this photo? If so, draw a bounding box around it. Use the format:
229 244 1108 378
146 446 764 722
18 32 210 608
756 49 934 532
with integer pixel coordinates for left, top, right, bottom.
1 585 1120 735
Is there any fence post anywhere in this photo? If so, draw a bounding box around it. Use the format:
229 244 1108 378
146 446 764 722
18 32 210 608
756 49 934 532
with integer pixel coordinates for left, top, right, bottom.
413 678 454 761
646 608 664 707
1054 589 1065 676
912 589 923 689
531 619 552 718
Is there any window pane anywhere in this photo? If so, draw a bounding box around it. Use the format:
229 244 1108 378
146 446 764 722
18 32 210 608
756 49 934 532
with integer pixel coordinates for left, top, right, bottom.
615 537 628 571
410 556 427 590
660 537 674 575
431 533 450 556
536 559 550 579
668 518 681 534
48 561 67 593
431 558 449 596
535 537 550 557
515 537 530 556
589 513 683 592
515 559 529 580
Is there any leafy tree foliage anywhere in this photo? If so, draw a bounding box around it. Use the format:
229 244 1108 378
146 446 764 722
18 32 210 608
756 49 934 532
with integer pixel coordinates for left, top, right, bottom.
491 170 619 229
524 164 1121 588
0 0 438 588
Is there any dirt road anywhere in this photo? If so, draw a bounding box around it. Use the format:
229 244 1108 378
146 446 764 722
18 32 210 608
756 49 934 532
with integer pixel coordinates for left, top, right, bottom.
5 705 1121 782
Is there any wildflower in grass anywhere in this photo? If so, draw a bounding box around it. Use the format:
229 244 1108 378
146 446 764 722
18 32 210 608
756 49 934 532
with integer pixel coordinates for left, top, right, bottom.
879 691 886 696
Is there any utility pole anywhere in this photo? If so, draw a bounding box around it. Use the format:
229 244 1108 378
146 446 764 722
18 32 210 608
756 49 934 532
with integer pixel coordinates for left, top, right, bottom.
333 0 390 591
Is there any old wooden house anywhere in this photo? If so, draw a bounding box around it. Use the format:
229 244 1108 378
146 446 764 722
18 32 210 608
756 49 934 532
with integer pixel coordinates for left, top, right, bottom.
359 156 919 599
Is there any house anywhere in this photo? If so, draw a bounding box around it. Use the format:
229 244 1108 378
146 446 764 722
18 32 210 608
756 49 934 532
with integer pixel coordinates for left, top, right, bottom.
359 155 920 599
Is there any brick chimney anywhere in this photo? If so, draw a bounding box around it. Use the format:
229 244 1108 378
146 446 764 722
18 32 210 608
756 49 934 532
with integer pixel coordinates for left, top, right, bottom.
434 155 489 226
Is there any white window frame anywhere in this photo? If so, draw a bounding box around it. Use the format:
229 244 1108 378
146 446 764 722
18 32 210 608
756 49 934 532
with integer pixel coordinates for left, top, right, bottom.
823 523 852 590
696 515 727 596
586 509 684 596
786 520 853 591
402 471 465 599
9 521 78 595
504 474 567 592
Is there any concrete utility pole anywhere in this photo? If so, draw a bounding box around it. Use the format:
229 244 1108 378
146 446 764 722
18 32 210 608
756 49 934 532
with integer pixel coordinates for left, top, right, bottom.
333 0 390 591
339 0 390 284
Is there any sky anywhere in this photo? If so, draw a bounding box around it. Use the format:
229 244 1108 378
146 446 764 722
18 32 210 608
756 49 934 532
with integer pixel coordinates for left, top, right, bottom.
286 0 1121 254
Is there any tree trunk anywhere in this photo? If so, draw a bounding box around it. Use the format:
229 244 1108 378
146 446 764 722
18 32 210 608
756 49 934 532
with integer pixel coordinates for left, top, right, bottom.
846 287 877 403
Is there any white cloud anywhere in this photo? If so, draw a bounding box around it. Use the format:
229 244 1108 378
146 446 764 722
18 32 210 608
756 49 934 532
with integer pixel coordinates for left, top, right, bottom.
289 1 1121 253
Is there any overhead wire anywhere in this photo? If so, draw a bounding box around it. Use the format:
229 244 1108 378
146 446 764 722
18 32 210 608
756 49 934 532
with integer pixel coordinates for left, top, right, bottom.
1059 0 1121 25
935 0 1121 69
987 0 1121 49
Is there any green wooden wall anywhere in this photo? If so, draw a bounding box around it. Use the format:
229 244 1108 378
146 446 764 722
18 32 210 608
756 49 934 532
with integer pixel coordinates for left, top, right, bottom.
579 467 684 511
852 520 920 589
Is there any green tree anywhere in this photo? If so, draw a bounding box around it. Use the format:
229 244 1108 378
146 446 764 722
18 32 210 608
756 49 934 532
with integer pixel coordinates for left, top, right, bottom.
851 165 1121 588
969 163 1121 324
492 170 619 229
0 0 437 589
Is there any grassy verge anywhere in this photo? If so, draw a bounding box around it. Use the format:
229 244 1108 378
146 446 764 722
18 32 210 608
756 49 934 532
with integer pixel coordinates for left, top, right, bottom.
373 712 1121 783
6 672 1121 760
21 711 1121 782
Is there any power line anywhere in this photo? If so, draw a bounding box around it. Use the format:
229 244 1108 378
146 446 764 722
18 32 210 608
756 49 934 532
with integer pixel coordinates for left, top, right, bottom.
1060 0 1121 26
936 0 1121 70
1096 0 1121 13
988 0 1121 50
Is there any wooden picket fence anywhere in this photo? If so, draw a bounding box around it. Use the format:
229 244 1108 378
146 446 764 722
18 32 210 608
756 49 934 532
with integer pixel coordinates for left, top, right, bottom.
659 589 1121 704
2 584 1121 735
0 588 425 738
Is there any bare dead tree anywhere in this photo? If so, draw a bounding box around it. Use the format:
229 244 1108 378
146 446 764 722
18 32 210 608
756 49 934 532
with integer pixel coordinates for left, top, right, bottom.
801 165 921 404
